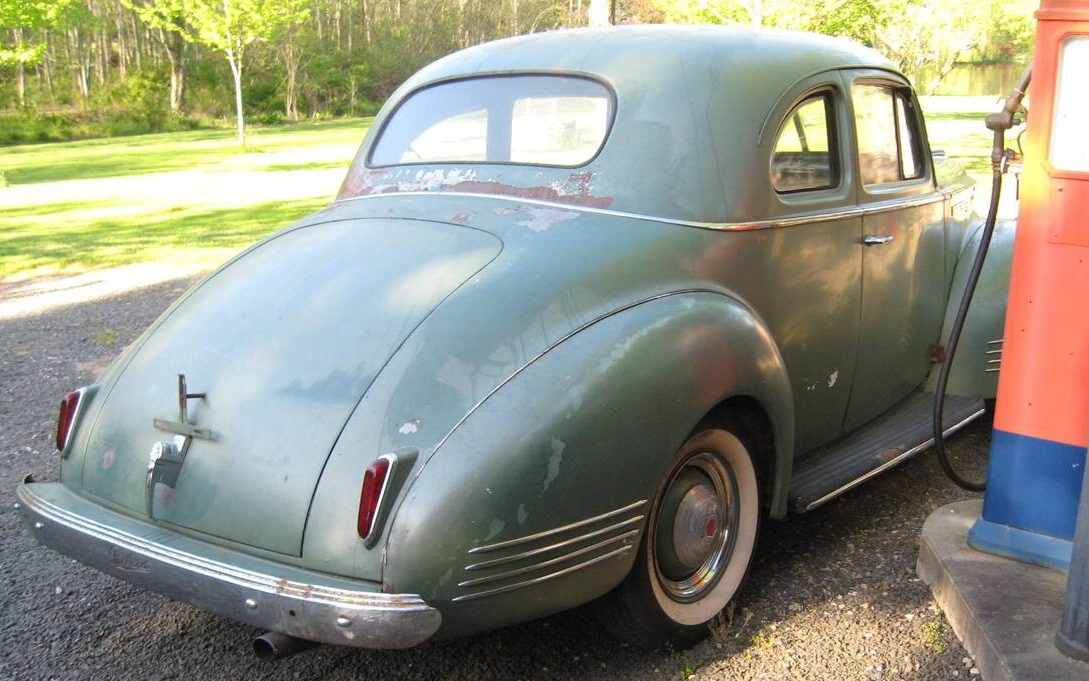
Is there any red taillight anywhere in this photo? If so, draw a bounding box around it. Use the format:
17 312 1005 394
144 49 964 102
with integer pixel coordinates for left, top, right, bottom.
55 390 82 451
357 457 392 539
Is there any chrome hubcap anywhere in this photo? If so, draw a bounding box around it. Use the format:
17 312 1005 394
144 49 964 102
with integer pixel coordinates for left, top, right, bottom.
672 483 722 569
653 452 738 602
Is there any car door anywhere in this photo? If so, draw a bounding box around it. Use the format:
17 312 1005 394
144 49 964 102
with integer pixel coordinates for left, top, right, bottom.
841 71 947 432
752 82 863 453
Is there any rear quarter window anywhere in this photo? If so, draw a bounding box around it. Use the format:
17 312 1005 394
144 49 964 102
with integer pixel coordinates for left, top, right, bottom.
771 93 839 193
369 75 613 168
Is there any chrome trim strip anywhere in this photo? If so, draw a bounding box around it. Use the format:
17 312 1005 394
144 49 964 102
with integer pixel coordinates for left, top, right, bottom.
465 515 644 571
452 546 633 602
468 499 647 554
802 406 987 512
334 190 945 232
18 481 441 648
458 530 640 588
985 368 1001 374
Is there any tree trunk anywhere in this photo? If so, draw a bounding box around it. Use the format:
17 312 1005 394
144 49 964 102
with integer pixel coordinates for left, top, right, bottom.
335 4 342 51
67 28 92 101
168 54 186 113
130 14 142 70
95 27 108 85
115 6 128 79
227 49 245 147
747 0 763 27
349 72 356 116
283 45 300 122
587 0 609 26
160 29 187 113
362 0 370 44
42 30 54 99
13 29 26 107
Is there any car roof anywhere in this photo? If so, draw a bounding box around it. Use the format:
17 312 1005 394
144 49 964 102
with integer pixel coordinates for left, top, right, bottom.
349 27 905 224
409 25 895 88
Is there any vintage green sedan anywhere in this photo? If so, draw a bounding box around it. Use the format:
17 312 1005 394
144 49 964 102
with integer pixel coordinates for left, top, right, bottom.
18 25 1013 654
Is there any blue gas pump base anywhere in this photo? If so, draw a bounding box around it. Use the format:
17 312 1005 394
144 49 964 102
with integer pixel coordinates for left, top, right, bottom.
968 517 1073 571
918 500 1089 681
966 430 1084 571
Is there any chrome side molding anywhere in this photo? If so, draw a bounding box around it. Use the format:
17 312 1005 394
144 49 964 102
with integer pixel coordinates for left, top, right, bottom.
455 500 647 602
336 190 947 233
468 499 647 554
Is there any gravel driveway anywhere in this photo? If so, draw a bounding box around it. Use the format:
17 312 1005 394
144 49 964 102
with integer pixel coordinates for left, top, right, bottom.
0 272 989 681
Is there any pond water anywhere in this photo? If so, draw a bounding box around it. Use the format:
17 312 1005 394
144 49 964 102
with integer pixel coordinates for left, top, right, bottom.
915 62 1030 96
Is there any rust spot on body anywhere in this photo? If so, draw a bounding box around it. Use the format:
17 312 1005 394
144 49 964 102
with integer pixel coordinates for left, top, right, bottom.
339 168 613 209
447 180 613 208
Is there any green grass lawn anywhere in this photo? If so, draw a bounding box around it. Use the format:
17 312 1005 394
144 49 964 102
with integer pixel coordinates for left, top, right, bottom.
918 95 1006 177
0 97 1004 283
0 119 369 281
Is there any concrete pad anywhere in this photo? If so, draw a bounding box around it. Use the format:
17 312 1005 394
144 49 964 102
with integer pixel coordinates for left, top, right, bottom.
918 500 1089 681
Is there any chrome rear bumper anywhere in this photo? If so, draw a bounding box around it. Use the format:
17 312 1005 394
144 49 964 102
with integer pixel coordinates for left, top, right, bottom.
17 479 441 648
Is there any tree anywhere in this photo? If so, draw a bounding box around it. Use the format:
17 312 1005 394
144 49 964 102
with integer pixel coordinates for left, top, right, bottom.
0 0 79 106
869 0 991 91
148 0 308 145
649 0 998 91
124 0 191 112
272 6 313 122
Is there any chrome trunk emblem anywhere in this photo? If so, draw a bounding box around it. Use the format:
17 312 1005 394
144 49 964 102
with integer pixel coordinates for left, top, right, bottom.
147 374 215 519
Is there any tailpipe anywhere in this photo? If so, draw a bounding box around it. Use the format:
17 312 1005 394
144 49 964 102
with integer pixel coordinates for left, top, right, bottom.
252 631 319 661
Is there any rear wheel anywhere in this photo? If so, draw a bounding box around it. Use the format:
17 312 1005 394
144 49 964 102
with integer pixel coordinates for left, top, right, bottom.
599 418 761 648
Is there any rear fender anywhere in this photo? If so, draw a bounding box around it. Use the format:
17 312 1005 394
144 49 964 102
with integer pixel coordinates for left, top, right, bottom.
383 291 793 638
927 218 1017 398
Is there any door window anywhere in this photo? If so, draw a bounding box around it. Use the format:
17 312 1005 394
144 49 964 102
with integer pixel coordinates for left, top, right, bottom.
852 84 924 186
771 94 838 192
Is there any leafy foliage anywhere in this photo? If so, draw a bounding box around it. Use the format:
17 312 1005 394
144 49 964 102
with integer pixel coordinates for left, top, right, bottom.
0 0 1035 144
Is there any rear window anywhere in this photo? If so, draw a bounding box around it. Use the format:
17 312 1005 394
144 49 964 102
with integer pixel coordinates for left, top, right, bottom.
369 75 613 168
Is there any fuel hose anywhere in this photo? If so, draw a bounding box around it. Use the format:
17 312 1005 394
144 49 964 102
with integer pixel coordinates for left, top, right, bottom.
932 65 1032 493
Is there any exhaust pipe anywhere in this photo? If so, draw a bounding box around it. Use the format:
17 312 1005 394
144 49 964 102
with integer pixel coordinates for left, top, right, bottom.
253 631 318 661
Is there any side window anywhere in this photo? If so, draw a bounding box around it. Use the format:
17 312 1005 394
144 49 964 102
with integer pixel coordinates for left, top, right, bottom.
852 83 924 186
771 94 838 193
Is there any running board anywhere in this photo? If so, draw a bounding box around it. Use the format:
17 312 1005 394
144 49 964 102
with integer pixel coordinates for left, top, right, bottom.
789 392 985 512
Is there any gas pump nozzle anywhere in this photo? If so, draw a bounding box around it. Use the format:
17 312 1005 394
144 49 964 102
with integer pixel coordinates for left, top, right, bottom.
986 65 1033 172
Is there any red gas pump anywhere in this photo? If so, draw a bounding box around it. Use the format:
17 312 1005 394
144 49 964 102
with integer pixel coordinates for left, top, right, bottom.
967 0 1089 572
923 0 1089 669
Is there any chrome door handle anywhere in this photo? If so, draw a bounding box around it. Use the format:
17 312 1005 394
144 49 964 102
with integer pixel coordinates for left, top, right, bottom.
863 235 895 245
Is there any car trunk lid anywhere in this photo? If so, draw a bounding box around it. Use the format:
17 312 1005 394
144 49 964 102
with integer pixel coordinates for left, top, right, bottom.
79 217 500 556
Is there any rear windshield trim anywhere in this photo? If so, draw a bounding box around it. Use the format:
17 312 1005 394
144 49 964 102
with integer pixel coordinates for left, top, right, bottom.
365 72 617 170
